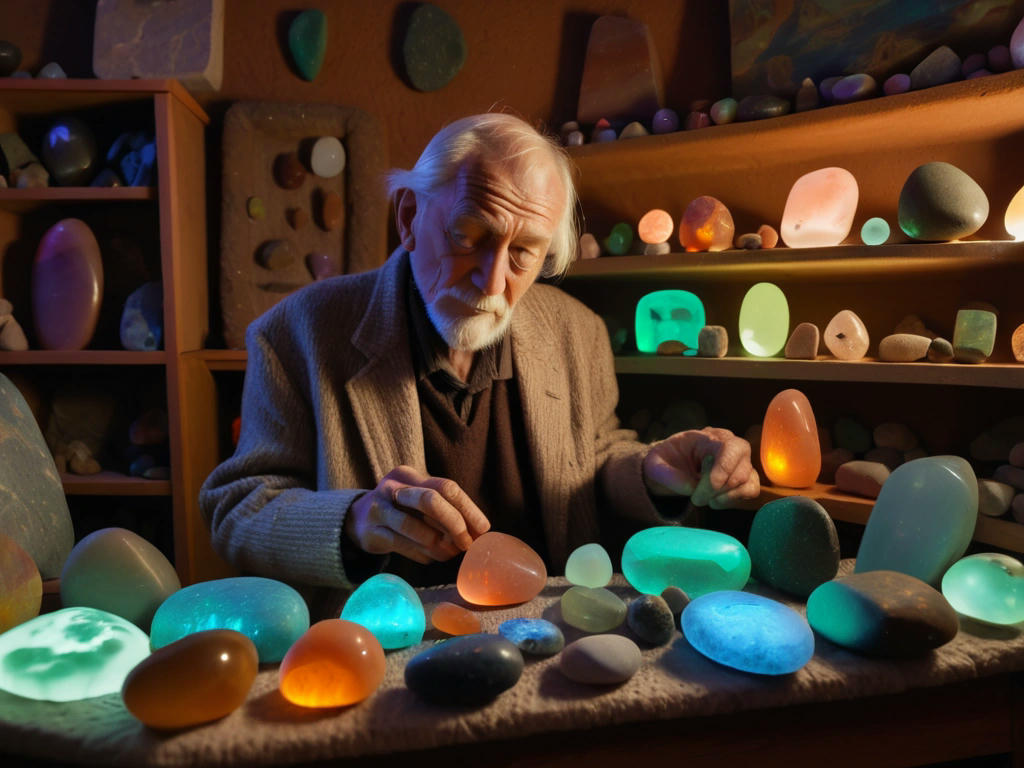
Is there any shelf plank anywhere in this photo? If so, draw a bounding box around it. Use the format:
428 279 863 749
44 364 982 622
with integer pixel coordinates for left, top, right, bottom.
61 471 171 496
0 350 166 365
0 186 154 212
0 78 208 123
186 349 248 371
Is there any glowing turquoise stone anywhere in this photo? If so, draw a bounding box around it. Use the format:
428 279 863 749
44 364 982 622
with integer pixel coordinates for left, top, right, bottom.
682 591 814 675
341 573 425 649
149 576 309 663
0 607 150 701
603 221 633 255
738 282 789 356
855 455 978 585
860 217 890 245
941 553 1024 625
621 526 750 597
635 289 705 354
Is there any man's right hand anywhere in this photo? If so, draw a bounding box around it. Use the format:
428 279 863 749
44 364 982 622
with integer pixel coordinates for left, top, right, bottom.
344 465 491 565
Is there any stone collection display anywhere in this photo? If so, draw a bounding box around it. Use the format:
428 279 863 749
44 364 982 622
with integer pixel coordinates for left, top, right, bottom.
122 629 258 727
279 620 386 708
457 531 547 606
626 594 675 645
32 218 103 351
288 9 327 82
341 573 425 649
621 526 750 597
402 3 466 92
559 634 642 685
560 586 627 632
941 553 1024 625
738 282 789 357
405 634 523 705
429 601 480 636
634 289 704 355
498 618 565 656
0 533 41 633
898 162 988 241
748 496 839 598
565 542 613 587
119 281 163 351
760 389 821 488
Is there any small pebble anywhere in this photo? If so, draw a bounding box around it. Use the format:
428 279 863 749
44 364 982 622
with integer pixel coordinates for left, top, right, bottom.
627 594 675 645
794 77 819 112
37 62 66 79
883 73 911 95
430 602 480 636
735 232 762 249
246 196 265 220
835 460 890 498
619 121 648 139
878 333 930 362
785 322 820 360
927 337 954 363
697 325 728 358
684 111 711 130
274 152 305 190
310 136 345 178
831 73 876 103
559 635 641 685
709 98 737 125
651 108 680 133
659 586 690 618
757 224 779 248
657 340 688 356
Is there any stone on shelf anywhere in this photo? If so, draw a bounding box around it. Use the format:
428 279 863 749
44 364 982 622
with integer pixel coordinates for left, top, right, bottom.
637 209 673 245
120 281 164 351
559 634 641 685
748 496 839 598
0 533 41 633
898 161 988 241
678 196 734 252
279 619 386 708
0 41 21 76
780 167 858 248
735 94 791 122
757 224 779 248
860 217 890 245
735 233 762 250
310 136 345 178
306 251 338 281
928 337 955 363
256 240 296 271
626 594 675 645
319 190 343 231
709 97 737 124
831 73 876 103
738 282 789 357
273 152 305 190
577 16 662 124
942 553 1024 625
952 308 996 363
910 46 962 90
794 77 819 111
990 44 1012 72
32 218 103 351
565 542 613 587
962 53 987 77
457 531 546 606
684 111 711 131
878 333 930 362
430 601 480 636
621 526 750 597
405 633 523 705
579 233 600 260
288 9 327 81
41 116 97 186
823 309 869 360
619 121 649 139
697 325 728 358
834 460 889 498
560 586 627 633
978 479 1014 517
784 322 819 360
652 107 680 133
883 73 911 95
498 618 564 656
13 162 48 188
657 340 687 356
634 289 705 355
341 573 425 649
994 464 1024 491
760 389 821 489
603 221 633 256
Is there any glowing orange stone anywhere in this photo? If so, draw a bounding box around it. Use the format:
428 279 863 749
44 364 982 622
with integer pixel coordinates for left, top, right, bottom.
637 209 674 244
678 196 735 252
430 601 481 635
457 531 547 606
279 619 386 708
0 533 42 632
760 389 821 489
121 629 258 729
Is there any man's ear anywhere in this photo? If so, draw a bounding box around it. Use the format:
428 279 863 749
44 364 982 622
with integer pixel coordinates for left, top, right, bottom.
395 188 418 251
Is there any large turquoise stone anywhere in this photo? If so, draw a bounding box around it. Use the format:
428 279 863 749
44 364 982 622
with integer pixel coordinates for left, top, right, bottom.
635 290 705 354
0 607 150 701
855 455 978 585
621 526 750 597
288 9 327 82
682 591 814 675
341 573 425 650
942 553 1024 625
150 577 309 663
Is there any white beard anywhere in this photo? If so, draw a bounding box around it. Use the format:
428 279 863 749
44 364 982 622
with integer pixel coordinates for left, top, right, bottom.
425 286 512 351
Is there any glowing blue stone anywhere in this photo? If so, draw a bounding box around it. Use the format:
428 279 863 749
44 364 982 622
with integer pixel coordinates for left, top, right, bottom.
635 290 705 355
621 526 750 597
498 618 565 656
682 591 814 675
0 607 150 701
150 576 309 663
860 217 890 245
341 573 425 649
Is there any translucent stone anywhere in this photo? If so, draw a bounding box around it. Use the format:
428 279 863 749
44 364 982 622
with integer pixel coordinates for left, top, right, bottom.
823 309 869 360
341 573 425 649
941 553 1024 625
279 619 386 708
678 196 735 252
860 217 890 245
560 586 627 632
1004 183 1024 239
682 591 814 675
635 289 705 355
565 542 613 587
780 167 858 248
953 308 997 363
457 531 546 606
0 532 41 632
760 389 821 488
603 221 633 255
738 282 789 356
0 607 150 701
855 456 978 585
150 576 309 663
122 629 258 728
310 136 345 178
430 601 480 636
637 208 674 244
498 618 564 656
621 526 750 597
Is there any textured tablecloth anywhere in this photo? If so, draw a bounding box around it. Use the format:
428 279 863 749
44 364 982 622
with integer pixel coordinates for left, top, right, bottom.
1 561 1023 767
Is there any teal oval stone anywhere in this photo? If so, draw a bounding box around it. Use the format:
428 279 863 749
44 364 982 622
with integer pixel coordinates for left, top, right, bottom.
621 526 750 597
565 542 613 588
341 573 425 649
635 289 705 354
942 553 1024 625
150 577 309 663
0 607 150 701
288 9 327 82
855 455 978 585
560 586 627 632
738 282 789 356
682 591 814 675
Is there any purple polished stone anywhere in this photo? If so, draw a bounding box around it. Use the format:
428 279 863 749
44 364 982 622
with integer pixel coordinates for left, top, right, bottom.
819 75 842 104
831 73 877 103
32 219 103 350
883 73 911 95
966 68 992 80
989 44 1012 73
651 108 679 134
962 52 987 77
306 252 339 281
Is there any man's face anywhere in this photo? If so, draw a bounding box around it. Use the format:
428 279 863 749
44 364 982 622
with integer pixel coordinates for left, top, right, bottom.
406 153 564 352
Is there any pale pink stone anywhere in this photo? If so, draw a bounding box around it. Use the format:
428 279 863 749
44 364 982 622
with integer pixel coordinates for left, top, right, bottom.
579 233 601 259
780 167 859 248
823 309 869 360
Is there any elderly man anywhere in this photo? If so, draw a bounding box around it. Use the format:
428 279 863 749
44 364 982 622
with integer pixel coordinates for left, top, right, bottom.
200 113 759 590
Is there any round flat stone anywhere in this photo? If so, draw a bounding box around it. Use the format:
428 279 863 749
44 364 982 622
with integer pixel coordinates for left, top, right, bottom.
279 619 386 708
405 633 522 705
898 161 988 241
748 496 839 598
565 542 613 587
341 573 425 649
561 586 627 632
403 3 466 92
622 526 750 597
430 601 480 636
942 553 1024 625
559 634 641 685
310 136 345 178
498 618 564 656
627 594 675 645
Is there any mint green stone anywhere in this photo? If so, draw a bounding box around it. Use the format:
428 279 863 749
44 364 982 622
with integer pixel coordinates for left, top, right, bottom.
635 289 705 354
565 543 613 588
603 221 633 255
288 9 327 81
855 456 978 585
942 553 1024 625
0 607 149 701
341 573 425 649
622 527 751 597
150 576 309 663
738 282 789 356
860 217 890 245
953 308 997 363
560 586 627 632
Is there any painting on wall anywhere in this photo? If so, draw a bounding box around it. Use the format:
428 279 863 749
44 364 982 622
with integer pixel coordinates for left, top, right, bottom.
730 0 1024 99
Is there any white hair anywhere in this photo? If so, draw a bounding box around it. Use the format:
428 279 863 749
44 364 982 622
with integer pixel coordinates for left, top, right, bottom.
386 113 579 278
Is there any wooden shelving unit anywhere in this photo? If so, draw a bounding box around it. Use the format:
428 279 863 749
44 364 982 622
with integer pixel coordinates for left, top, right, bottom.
60 471 171 496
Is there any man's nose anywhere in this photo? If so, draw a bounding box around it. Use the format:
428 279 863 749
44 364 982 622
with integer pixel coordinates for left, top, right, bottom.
472 247 508 296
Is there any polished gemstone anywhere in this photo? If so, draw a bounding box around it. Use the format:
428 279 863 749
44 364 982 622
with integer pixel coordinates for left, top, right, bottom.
150 576 309 663
288 9 327 81
32 218 103 350
738 282 789 357
953 308 997 363
823 309 869 360
748 496 839 598
621 526 750 597
273 152 305 190
635 289 705 355
341 573 425 649
760 389 821 488
457 532 546 606
41 116 98 186
498 618 564 656
565 542 613 587
626 594 675 645
0 607 150 701
682 591 814 675
603 221 633 256
860 217 890 245
941 553 1024 625
637 208 674 244
119 281 163 351
405 633 523 705
122 629 258 728
560 586 627 632
678 196 734 252
279 619 386 708
576 15 662 124
0 533 41 632
780 167 858 248
430 601 480 636
310 136 345 178
559 634 641 685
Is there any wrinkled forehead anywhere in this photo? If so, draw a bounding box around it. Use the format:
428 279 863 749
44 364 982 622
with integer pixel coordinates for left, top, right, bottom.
446 150 565 226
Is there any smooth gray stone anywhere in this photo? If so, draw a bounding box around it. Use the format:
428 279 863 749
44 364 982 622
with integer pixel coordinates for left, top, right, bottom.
835 460 890 498
927 336 954 363
898 161 988 241
0 373 74 578
910 46 962 90
403 3 466 92
660 586 690 618
405 634 522 705
785 322 819 359
41 116 97 186
697 325 728 358
559 634 642 685
878 333 930 361
736 94 791 121
626 594 675 645
748 495 839 598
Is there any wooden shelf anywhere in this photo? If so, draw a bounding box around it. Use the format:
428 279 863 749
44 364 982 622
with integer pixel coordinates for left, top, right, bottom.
0 77 207 121
60 471 171 496
0 186 154 212
186 349 248 371
0 350 166 365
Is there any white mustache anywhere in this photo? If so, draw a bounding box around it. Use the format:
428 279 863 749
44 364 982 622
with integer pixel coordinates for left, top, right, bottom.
442 287 508 316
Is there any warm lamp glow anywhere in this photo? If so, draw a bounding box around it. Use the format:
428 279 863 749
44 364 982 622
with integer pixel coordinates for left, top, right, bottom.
738 282 789 356
1006 185 1024 240
635 290 705 354
760 389 821 488
279 620 386 708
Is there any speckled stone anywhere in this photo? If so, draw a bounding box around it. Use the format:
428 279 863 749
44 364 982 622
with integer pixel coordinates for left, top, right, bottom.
898 162 988 241
910 46 962 90
498 618 564 656
835 460 889 498
748 496 839 598
978 479 1014 517
697 325 728 358
735 94 791 121
785 322 819 359
928 337 955 363
403 4 468 90
878 333 930 362
626 594 675 645
559 634 642 685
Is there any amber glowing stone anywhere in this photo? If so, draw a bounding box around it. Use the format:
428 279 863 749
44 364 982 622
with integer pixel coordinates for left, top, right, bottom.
761 389 821 489
122 630 258 730
457 532 547 606
430 602 481 635
0 533 42 633
279 619 386 708
678 196 735 252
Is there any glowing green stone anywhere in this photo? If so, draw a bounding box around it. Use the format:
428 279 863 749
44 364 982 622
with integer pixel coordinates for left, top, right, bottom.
860 217 890 245
565 543 613 587
560 586 627 632
603 221 634 255
738 282 789 357
621 526 751 597
341 573 425 649
0 607 150 701
953 309 997 363
941 553 1024 625
635 289 705 354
